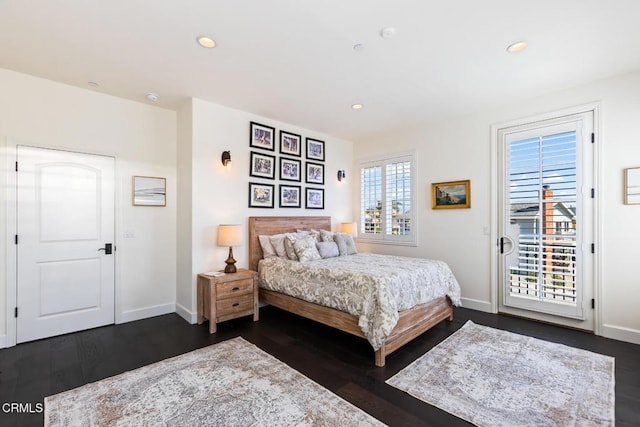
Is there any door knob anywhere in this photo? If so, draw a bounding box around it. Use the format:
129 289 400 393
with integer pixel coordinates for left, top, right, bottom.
98 243 113 255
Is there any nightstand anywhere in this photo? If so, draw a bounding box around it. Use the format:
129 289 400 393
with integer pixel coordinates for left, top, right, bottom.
197 268 259 333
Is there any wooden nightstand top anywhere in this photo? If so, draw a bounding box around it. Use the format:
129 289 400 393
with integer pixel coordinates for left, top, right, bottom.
198 268 256 284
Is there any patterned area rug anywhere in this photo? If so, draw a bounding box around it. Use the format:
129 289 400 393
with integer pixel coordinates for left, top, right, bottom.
45 337 384 426
387 321 615 427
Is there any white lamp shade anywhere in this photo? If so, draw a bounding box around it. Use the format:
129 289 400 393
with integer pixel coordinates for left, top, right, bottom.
217 224 242 247
340 222 357 237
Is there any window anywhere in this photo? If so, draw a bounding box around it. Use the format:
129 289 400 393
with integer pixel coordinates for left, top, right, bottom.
359 153 415 245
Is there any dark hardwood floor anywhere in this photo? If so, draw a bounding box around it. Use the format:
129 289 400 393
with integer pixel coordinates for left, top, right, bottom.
1 306 638 426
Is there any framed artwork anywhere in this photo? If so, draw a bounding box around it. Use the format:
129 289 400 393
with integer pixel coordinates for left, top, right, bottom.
431 180 471 209
625 167 640 205
250 151 276 180
305 187 324 209
280 131 302 157
248 182 275 208
250 121 275 151
279 157 301 182
133 176 166 207
279 184 301 208
306 138 325 161
305 161 324 185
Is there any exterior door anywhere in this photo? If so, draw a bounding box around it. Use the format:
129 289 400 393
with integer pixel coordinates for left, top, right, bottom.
497 112 594 330
16 146 115 343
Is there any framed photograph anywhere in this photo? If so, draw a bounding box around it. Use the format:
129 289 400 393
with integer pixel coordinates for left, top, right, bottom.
625 167 640 205
280 131 301 157
250 121 275 151
279 185 301 208
431 180 471 209
250 151 276 180
279 157 301 182
305 161 324 185
133 176 166 207
306 138 325 161
248 182 275 208
305 187 324 209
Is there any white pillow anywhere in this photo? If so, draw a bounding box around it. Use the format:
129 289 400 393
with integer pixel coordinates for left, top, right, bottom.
258 235 277 258
293 236 322 262
269 233 288 258
316 241 339 258
333 232 357 256
284 231 309 260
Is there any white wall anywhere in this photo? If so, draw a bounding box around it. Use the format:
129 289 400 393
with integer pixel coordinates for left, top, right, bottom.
0 69 178 345
353 70 640 344
176 98 354 323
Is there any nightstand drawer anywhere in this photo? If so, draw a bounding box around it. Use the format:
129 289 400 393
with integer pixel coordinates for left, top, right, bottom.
216 293 254 317
217 278 253 299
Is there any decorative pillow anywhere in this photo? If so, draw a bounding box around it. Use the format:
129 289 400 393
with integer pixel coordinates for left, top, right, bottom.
293 236 322 262
258 235 277 258
333 232 358 256
269 233 288 258
316 241 339 259
284 231 310 260
298 228 320 242
319 229 335 242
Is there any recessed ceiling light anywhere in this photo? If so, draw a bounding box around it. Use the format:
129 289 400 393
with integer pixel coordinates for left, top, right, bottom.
380 27 396 39
506 41 528 53
146 93 159 102
197 36 216 48
351 103 363 110
87 81 99 87
353 43 365 52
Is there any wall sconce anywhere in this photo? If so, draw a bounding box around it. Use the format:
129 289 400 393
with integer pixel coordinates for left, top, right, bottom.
337 170 346 181
221 151 232 168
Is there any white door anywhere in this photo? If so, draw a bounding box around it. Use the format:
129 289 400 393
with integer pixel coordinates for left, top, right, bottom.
497 112 594 330
16 146 115 343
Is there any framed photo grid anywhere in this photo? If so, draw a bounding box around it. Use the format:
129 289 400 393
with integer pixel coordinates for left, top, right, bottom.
306 138 325 161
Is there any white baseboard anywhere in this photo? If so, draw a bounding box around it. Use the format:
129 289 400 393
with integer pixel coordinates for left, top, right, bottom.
176 302 197 324
0 334 8 349
460 297 493 313
117 303 176 324
601 323 640 346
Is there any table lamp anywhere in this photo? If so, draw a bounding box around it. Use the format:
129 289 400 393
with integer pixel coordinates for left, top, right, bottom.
340 222 357 237
217 224 242 273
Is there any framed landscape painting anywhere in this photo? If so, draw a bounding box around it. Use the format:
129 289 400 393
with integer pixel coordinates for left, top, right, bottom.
250 151 276 180
280 130 301 157
431 180 471 209
306 138 325 161
279 157 301 182
305 161 324 185
305 187 324 209
279 185 301 208
133 176 166 207
250 121 275 151
248 182 275 208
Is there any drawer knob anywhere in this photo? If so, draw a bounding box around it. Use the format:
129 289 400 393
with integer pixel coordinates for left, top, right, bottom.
232 303 239 307
232 287 240 291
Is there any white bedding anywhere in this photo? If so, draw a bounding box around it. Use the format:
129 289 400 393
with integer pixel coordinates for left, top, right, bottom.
258 253 461 350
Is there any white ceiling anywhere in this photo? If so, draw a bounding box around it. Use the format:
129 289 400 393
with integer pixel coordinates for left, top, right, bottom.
1 0 639 141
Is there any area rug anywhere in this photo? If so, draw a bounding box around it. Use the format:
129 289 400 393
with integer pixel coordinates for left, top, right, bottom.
386 321 615 427
45 337 384 426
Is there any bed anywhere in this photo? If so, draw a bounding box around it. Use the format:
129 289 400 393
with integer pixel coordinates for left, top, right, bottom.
249 216 460 367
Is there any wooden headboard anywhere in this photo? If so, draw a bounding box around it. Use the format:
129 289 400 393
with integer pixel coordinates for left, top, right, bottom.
248 216 331 271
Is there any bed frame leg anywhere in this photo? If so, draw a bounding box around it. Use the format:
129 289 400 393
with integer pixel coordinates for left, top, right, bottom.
375 347 386 367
